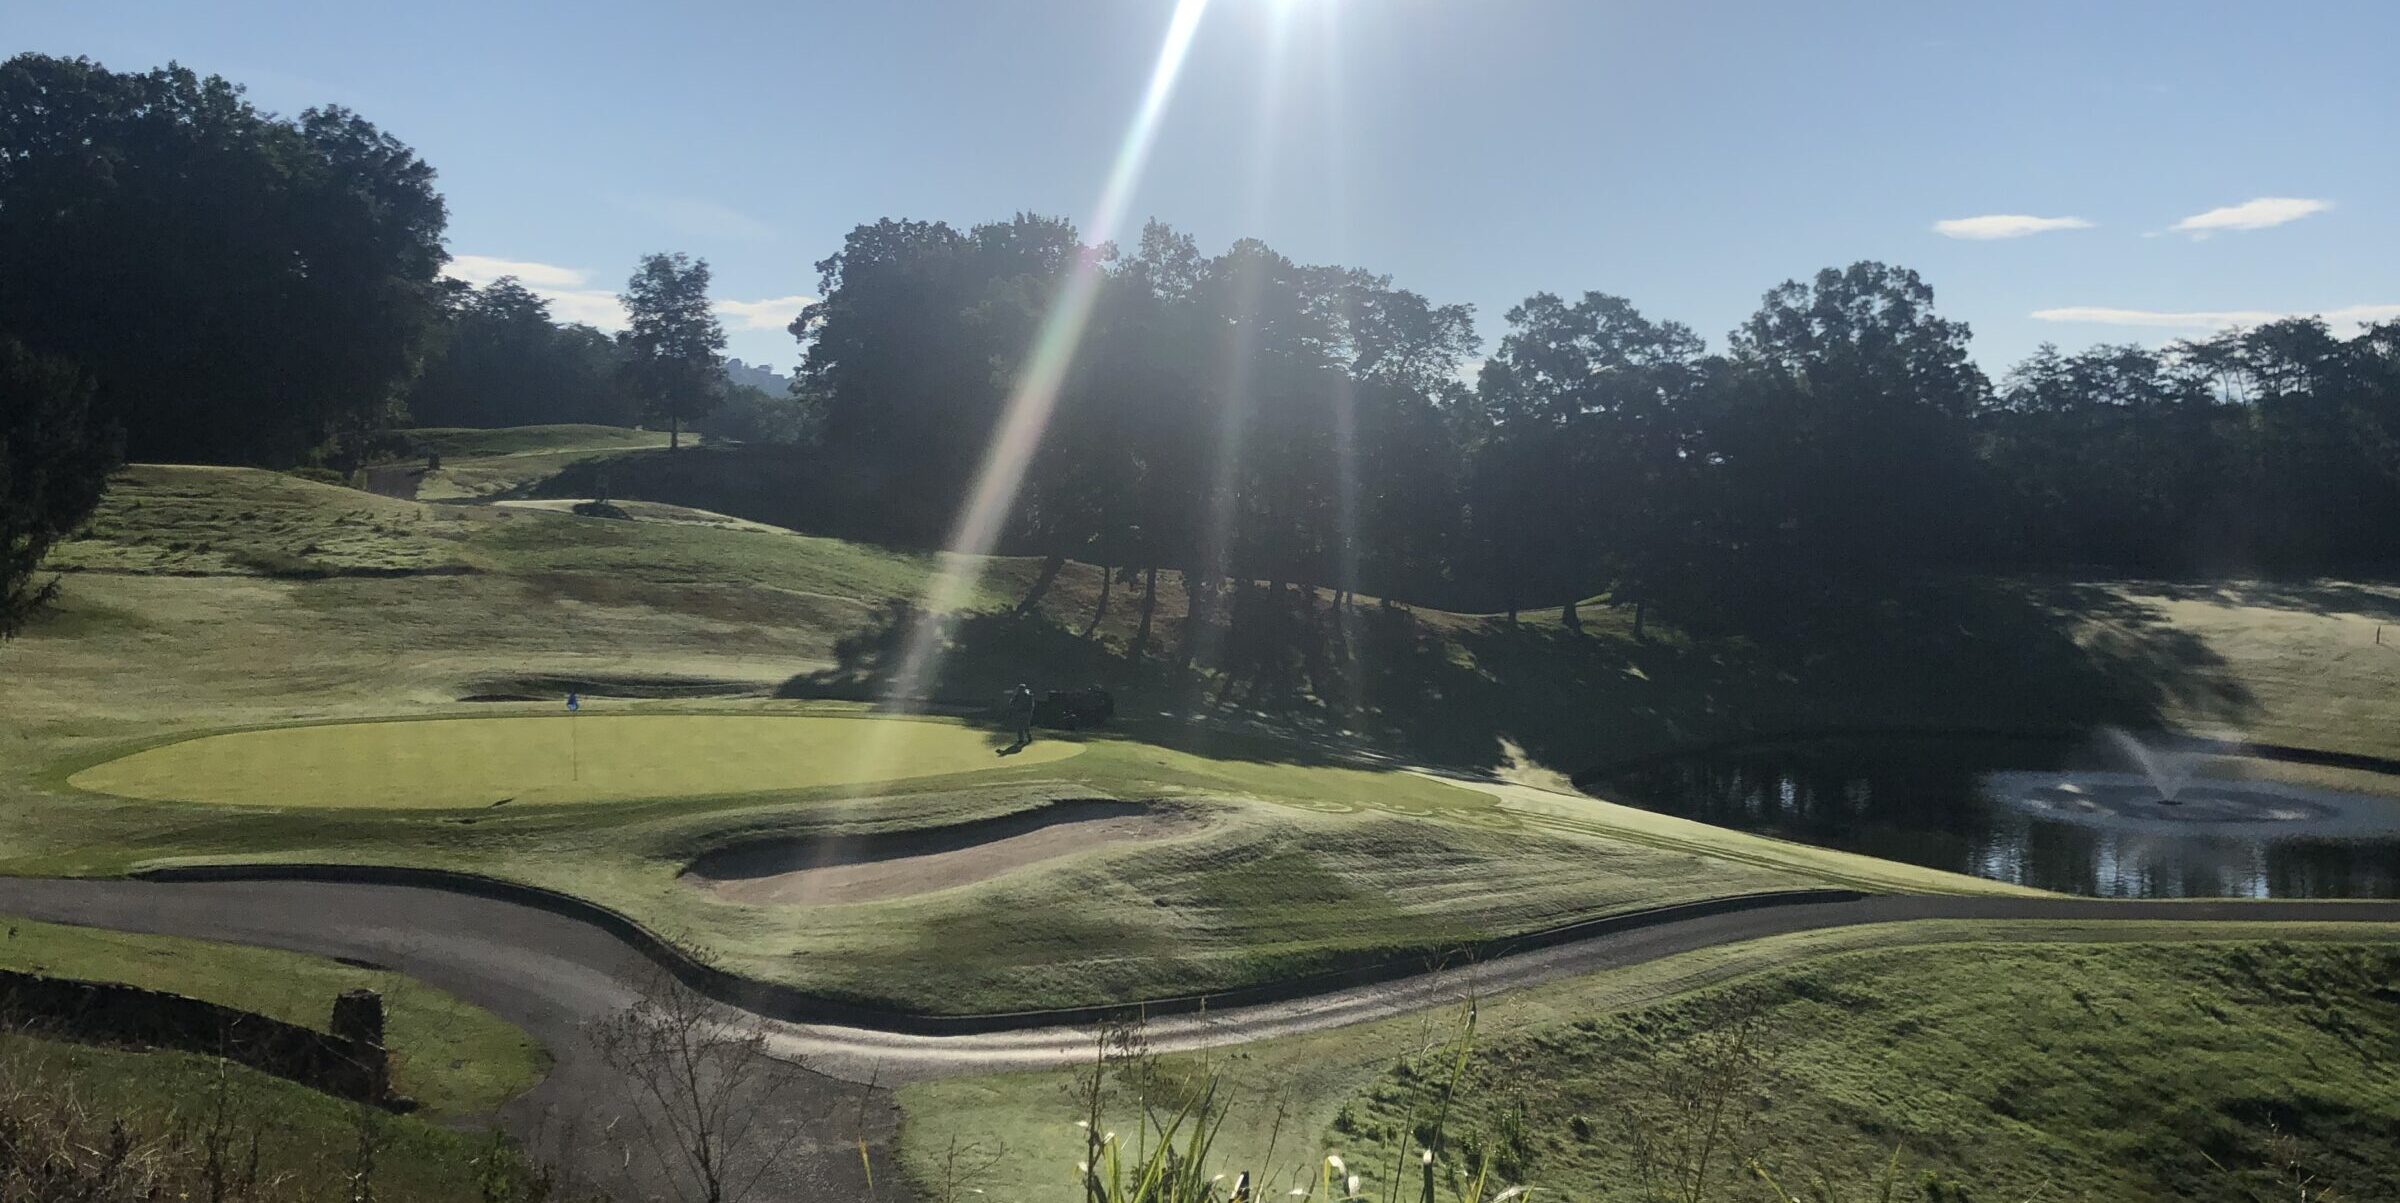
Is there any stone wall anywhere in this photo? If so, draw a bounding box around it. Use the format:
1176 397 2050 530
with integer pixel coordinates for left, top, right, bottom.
0 970 391 1105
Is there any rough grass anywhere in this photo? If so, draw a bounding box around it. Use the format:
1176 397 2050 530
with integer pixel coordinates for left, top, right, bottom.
1347 940 2400 1202
0 917 545 1120
902 922 2400 1202
0 1034 538 1201
46 466 474 577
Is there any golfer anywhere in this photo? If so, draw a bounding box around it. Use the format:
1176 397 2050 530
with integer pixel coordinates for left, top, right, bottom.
1005 682 1034 746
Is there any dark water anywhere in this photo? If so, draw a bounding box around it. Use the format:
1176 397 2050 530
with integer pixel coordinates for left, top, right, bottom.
1585 736 2400 898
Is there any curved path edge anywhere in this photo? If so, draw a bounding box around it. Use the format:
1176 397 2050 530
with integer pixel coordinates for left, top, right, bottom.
128 861 1867 1035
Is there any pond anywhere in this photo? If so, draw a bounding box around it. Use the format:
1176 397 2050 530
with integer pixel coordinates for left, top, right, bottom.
1582 733 2400 898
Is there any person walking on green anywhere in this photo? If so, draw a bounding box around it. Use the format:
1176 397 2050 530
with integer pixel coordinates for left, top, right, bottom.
1004 682 1035 748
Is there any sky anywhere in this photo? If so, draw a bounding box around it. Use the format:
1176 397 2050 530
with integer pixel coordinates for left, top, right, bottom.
10 0 2396 377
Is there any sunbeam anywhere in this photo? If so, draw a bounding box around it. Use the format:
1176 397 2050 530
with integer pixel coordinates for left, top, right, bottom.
847 0 1212 776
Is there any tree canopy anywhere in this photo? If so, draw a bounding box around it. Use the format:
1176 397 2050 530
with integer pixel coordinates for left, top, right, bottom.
1 336 120 638
618 253 727 450
0 54 447 464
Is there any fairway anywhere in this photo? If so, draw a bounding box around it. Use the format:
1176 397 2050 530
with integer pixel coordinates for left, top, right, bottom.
69 714 1082 809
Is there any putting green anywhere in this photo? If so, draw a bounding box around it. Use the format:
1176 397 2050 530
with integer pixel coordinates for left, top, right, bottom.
69 714 1082 809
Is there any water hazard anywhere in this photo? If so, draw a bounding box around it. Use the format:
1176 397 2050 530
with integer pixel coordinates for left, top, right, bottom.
1583 734 2400 898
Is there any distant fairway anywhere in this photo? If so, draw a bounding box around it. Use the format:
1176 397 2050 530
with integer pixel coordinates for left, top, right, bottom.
70 714 1081 809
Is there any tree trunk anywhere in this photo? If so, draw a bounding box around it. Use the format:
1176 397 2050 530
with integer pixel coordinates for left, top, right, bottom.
1505 598 1519 625
1633 598 1647 641
1179 570 1212 668
1562 598 1582 634
1131 566 1160 664
669 413 680 451
1017 554 1065 615
1082 564 1113 639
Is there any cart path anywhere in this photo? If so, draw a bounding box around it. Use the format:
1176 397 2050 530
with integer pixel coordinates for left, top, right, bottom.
3 876 2398 1199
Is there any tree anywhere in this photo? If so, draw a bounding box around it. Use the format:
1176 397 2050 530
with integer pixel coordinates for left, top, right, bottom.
619 253 727 450
588 972 815 1203
1473 292 1705 631
1706 262 1993 598
0 55 447 464
406 278 638 428
1 338 121 638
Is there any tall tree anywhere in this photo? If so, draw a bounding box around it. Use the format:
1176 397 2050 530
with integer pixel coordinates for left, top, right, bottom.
0 55 447 464
1 338 121 638
1707 262 1992 595
618 253 727 450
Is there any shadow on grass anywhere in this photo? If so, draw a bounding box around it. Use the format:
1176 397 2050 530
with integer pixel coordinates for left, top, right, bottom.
771 577 2255 777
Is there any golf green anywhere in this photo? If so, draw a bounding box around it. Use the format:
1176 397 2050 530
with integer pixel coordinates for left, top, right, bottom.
69 714 1082 809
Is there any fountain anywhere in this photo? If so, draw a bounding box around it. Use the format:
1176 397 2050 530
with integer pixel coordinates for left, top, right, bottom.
2103 727 2202 805
1983 730 2398 836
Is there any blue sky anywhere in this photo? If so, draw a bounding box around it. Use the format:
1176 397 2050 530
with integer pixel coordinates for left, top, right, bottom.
11 0 2395 376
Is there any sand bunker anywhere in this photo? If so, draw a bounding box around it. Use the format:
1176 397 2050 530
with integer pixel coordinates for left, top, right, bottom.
683 800 1202 905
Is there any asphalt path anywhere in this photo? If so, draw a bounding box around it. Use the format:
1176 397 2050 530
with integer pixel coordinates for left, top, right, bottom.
2 876 2398 1201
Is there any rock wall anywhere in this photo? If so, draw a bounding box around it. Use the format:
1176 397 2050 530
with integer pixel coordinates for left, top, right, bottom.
0 970 391 1105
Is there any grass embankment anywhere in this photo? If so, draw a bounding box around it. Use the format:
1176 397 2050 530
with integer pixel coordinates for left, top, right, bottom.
0 917 550 1199
0 1037 543 1201
905 925 2400 1203
0 916 545 1119
12 448 2400 1011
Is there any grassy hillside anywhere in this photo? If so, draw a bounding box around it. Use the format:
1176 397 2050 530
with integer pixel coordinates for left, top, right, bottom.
905 924 2400 1202
0 1035 548 1201
0 917 543 1119
12 448 2400 1011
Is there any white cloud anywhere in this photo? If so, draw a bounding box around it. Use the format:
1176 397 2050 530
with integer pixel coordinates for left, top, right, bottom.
442 253 628 330
444 254 590 290
2030 303 2400 330
2170 196 2330 236
1933 214 2094 240
712 295 816 332
539 290 634 331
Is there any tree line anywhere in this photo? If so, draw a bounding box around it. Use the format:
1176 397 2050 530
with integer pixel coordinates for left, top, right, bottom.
7 52 2399 643
793 216 2400 632
0 55 734 634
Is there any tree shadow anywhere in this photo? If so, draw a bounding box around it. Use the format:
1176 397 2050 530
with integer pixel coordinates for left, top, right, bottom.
2137 577 2400 624
774 576 2255 778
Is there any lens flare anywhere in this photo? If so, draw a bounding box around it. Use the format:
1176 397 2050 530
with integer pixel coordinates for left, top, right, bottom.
847 0 1212 777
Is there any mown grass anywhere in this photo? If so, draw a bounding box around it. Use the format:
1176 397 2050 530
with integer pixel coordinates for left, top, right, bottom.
0 916 546 1119
70 713 1084 808
902 923 2400 1203
406 425 675 460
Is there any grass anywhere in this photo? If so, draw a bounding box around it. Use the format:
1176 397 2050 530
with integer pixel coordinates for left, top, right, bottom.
406 424 676 460
11 446 2400 1014
901 922 2400 1202
0 1034 544 1201
0 916 546 1119
70 713 1084 809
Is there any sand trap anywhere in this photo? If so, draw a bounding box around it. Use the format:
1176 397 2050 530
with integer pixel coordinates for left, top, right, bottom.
684 800 1202 905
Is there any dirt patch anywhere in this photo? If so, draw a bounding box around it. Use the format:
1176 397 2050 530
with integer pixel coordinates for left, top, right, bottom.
683 800 1205 905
